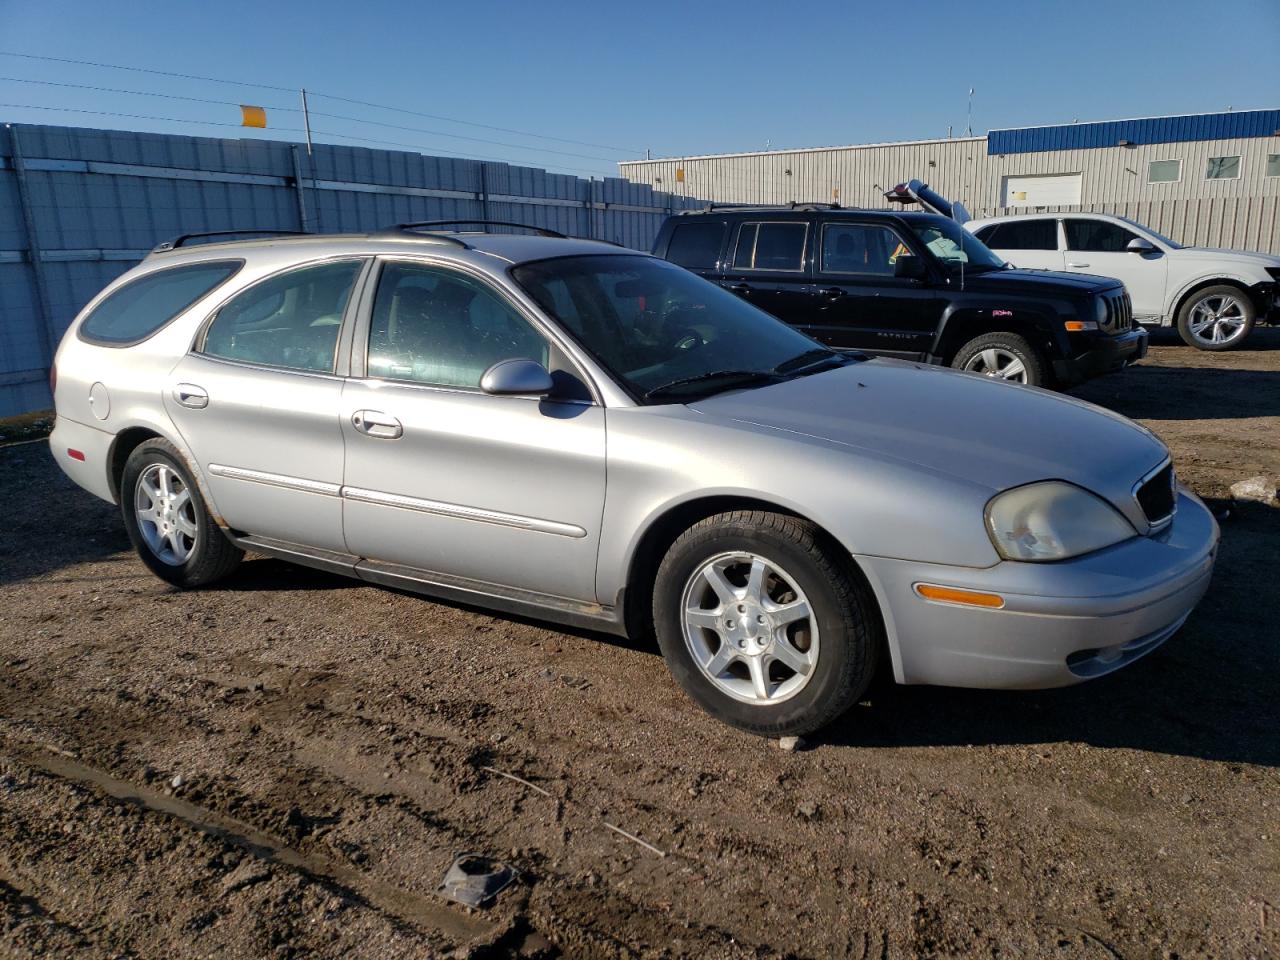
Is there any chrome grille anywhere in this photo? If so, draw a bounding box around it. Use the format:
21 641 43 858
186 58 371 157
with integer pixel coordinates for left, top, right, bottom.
1135 462 1175 527
1102 292 1133 332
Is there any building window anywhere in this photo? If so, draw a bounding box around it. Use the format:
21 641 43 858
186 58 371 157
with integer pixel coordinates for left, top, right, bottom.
1206 155 1241 180
1266 154 1280 178
1147 159 1181 183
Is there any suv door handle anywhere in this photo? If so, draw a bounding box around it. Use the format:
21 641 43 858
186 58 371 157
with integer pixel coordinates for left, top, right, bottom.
724 282 752 295
1066 261 1090 268
818 287 846 299
352 410 403 440
172 383 208 409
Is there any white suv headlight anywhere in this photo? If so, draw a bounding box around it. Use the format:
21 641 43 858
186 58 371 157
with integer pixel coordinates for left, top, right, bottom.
985 481 1135 562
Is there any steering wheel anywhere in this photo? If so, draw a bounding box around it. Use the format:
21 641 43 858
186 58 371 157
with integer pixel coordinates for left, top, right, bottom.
671 329 706 351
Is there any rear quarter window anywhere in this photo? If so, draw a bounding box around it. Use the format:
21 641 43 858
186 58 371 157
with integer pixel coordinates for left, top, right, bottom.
79 260 243 345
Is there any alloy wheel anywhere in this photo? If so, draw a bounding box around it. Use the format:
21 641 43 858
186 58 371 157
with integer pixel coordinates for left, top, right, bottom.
1188 294 1248 347
964 347 1027 383
134 463 197 566
680 551 819 705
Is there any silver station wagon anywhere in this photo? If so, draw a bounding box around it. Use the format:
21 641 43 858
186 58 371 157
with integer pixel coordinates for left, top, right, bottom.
50 222 1219 736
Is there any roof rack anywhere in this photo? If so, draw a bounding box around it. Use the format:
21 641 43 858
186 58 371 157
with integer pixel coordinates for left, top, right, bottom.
151 229 310 254
384 220 567 240
682 201 843 215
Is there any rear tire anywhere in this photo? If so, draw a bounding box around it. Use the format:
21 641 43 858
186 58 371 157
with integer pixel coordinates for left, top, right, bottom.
951 331 1046 386
652 510 879 737
1176 285 1254 351
120 438 242 588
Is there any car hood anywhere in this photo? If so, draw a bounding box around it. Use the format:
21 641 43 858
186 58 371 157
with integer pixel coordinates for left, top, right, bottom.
688 358 1167 505
960 267 1121 296
1170 246 1280 269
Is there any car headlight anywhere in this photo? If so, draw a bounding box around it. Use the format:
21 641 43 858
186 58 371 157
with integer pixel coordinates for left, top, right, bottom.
985 481 1136 562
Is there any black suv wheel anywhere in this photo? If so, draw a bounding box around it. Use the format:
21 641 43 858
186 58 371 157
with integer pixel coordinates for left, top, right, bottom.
951 331 1047 386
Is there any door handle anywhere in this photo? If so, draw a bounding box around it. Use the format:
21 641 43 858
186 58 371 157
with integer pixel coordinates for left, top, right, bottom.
352 410 403 440
172 383 208 409
725 282 752 295
1067 262 1090 268
818 287 846 299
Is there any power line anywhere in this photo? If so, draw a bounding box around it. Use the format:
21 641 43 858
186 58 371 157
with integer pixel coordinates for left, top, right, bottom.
0 75 619 163
0 50 646 155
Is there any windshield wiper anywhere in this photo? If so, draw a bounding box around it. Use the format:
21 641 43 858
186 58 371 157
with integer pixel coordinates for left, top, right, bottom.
773 348 858 375
644 369 784 402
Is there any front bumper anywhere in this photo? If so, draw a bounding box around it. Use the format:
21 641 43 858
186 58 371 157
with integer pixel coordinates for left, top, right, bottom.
857 488 1218 689
1054 327 1148 385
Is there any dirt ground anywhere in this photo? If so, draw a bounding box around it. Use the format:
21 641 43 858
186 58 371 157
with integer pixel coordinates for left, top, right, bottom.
1 329 1277 959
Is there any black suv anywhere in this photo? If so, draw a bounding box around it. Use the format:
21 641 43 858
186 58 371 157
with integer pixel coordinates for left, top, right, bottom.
652 198 1148 388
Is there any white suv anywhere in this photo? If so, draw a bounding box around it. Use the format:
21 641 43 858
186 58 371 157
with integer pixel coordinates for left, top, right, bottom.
966 213 1280 350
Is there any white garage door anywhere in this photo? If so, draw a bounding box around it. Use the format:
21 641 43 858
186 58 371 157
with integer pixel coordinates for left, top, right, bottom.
1001 173 1082 207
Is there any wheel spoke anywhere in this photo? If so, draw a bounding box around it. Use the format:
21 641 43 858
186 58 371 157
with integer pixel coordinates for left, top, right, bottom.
770 639 813 676
744 558 768 603
999 358 1026 381
979 348 1000 371
746 656 770 700
171 486 191 511
158 466 172 498
136 504 160 524
139 475 162 504
706 641 737 675
175 512 198 538
685 607 723 632
1190 314 1214 334
766 598 811 626
701 563 739 605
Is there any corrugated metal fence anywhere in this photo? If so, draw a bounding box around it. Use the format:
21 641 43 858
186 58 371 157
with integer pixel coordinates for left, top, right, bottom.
0 122 703 417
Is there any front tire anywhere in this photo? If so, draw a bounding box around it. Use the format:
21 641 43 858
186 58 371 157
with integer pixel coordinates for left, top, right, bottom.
951 331 1046 386
1176 285 1254 350
120 438 243 588
653 510 879 737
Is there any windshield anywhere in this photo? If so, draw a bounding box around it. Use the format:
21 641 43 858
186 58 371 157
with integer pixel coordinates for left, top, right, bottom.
512 254 850 402
907 217 1005 272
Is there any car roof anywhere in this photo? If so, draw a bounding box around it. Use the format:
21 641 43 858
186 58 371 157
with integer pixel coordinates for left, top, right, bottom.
969 212 1124 227
142 231 640 269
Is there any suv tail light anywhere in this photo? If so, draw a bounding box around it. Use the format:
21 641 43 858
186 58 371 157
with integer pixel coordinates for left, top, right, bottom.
49 361 57 398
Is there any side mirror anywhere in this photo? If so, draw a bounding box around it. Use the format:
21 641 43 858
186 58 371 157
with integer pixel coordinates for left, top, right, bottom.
480 358 554 396
894 256 927 281
1126 237 1156 254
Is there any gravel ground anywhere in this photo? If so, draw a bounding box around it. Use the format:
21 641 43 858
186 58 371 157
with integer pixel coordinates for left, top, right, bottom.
1 330 1278 959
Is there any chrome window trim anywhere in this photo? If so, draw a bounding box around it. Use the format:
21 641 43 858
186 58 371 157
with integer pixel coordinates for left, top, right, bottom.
730 220 809 273
1132 457 1176 532
191 255 372 376
355 254 605 406
208 464 342 497
341 486 587 539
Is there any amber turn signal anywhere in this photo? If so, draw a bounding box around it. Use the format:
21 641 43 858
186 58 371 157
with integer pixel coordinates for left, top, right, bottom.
913 583 1005 608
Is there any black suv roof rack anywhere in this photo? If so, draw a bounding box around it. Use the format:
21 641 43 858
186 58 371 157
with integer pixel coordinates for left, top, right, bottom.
151 229 310 254
384 220 567 240
682 201 844 215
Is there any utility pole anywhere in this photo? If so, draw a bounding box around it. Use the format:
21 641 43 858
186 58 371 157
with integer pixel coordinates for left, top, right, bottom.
300 88 314 156
965 88 974 137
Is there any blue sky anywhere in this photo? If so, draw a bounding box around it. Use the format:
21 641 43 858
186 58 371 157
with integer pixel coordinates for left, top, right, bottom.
2 0 1277 179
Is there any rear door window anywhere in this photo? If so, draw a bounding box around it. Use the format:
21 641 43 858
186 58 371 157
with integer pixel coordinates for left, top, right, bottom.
731 222 806 271
79 260 242 345
978 219 1058 250
200 259 363 373
665 221 726 270
1065 219 1139 252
